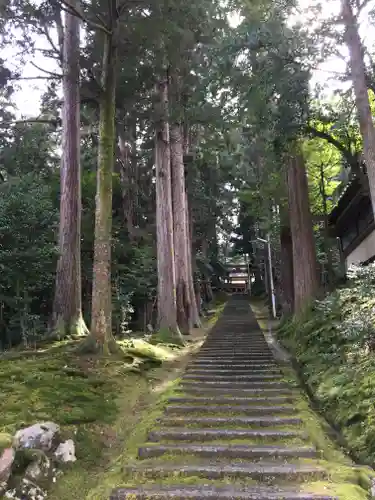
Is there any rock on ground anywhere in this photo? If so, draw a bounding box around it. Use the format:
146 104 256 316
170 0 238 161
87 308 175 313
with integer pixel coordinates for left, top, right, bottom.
54 439 76 463
14 422 60 451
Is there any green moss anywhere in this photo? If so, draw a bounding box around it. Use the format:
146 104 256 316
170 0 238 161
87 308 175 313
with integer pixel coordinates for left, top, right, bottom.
278 367 352 465
303 481 369 500
151 327 185 346
0 348 119 434
205 301 226 328
277 284 375 466
0 432 13 452
252 297 375 497
0 334 198 499
119 338 177 363
84 376 182 499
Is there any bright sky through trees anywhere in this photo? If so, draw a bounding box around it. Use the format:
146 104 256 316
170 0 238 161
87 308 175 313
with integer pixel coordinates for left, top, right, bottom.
2 0 375 116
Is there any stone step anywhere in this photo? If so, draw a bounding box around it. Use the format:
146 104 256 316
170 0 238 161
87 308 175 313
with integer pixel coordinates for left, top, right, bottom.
189 363 278 369
195 354 272 358
207 339 265 341
202 342 267 345
199 344 269 348
180 380 288 389
148 428 307 442
185 368 282 375
201 346 268 349
180 386 293 396
122 463 327 482
197 354 272 358
190 360 277 366
202 341 267 344
203 345 268 349
194 357 276 366
164 404 297 415
158 416 302 427
111 485 335 499
197 353 273 357
200 343 269 347
138 443 318 460
182 374 282 381
197 350 272 354
194 357 275 363
168 395 296 405
193 353 271 358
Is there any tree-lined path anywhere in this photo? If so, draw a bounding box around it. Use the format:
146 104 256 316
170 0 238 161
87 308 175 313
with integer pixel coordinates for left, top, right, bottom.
111 297 356 499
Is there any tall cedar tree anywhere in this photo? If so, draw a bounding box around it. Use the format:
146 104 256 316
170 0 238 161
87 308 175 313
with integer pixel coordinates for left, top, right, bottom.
170 72 191 334
342 0 375 215
186 192 202 327
155 76 184 343
53 2 89 338
287 152 319 313
85 0 120 353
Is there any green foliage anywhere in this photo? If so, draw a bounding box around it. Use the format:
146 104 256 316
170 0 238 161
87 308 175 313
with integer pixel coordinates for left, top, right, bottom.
278 263 375 463
0 174 58 348
112 238 157 334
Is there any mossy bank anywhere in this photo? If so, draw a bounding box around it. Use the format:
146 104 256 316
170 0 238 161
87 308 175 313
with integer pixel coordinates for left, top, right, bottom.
277 264 375 468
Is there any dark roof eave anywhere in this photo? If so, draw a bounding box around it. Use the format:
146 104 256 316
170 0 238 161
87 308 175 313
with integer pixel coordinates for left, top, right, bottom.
329 177 362 226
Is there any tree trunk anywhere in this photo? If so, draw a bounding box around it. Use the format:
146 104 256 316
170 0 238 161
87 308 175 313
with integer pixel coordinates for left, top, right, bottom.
155 77 183 344
287 152 319 313
200 237 213 303
118 130 135 239
86 20 118 354
171 123 191 334
342 0 375 215
53 2 88 338
319 163 335 288
186 194 202 327
279 224 294 315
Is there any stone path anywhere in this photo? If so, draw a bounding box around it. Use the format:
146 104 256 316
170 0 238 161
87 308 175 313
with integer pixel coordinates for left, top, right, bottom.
110 297 354 499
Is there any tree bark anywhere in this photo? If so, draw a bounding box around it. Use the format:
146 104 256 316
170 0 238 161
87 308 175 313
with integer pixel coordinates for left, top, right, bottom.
118 130 136 239
186 194 202 327
85 8 119 354
155 77 183 344
342 0 375 215
200 237 213 303
53 2 88 338
279 224 294 315
287 152 319 313
171 123 191 334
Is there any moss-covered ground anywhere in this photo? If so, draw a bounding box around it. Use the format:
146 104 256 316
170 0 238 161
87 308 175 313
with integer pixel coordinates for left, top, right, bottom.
0 300 226 499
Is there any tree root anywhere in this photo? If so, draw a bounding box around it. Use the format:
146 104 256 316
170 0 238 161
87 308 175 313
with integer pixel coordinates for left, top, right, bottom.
49 313 89 340
75 333 128 358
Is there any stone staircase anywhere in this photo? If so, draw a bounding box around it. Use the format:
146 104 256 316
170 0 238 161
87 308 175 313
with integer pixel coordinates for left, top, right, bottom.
110 297 353 499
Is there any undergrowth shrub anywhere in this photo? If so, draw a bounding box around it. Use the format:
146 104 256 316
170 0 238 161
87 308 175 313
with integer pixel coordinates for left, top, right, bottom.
278 263 375 464
0 175 58 348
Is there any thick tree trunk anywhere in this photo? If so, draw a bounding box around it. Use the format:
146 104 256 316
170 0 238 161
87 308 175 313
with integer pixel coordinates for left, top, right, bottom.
186 194 202 327
171 123 191 334
155 78 183 344
279 224 294 315
118 130 136 239
86 26 119 354
342 0 375 215
287 152 319 313
53 3 88 338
